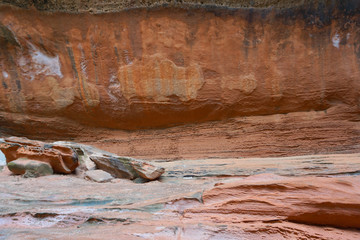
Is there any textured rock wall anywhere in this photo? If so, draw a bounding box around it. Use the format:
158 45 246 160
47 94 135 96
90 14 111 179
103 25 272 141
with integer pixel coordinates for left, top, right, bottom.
0 1 359 158
0 2 359 132
2 0 358 13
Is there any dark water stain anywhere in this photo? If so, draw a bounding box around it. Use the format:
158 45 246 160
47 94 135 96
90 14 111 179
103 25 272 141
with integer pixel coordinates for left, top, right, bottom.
69 199 113 207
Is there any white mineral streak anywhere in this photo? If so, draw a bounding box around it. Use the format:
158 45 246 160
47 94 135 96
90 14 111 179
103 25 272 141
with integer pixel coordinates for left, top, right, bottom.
2 71 9 79
19 42 63 80
332 33 340 49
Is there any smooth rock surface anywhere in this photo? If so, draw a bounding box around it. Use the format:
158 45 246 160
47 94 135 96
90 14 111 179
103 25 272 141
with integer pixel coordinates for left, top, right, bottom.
85 170 114 183
7 158 53 177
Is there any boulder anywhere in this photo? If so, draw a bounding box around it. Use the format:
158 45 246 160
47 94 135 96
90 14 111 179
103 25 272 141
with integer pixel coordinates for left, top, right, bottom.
55 141 165 181
131 161 165 180
7 158 53 177
0 137 79 174
85 170 114 183
90 155 165 180
90 155 137 179
0 138 165 180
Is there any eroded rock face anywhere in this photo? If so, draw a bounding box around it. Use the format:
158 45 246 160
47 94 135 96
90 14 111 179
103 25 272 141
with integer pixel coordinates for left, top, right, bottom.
183 174 360 229
0 1 359 137
0 137 79 174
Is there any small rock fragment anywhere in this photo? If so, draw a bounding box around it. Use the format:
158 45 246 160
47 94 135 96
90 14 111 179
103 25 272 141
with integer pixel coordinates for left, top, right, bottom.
7 158 53 178
71 146 96 171
132 161 165 180
85 170 114 183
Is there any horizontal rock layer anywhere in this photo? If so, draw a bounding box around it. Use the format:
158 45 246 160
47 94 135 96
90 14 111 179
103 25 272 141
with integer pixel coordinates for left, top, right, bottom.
184 174 360 229
1 0 359 13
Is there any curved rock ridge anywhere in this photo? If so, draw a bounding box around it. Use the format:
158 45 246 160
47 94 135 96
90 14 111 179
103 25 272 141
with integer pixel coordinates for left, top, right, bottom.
0 2 359 136
182 174 360 229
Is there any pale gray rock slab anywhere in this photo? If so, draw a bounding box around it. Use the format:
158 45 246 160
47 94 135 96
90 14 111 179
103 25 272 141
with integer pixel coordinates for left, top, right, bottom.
7 158 53 178
85 170 114 183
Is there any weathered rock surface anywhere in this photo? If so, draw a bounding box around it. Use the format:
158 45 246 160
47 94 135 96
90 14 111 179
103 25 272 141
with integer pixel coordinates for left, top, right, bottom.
0 1 359 239
7 158 53 177
85 104 360 160
0 137 79 174
2 0 353 13
184 174 360 229
0 154 360 239
56 142 97 173
90 155 137 179
0 137 165 180
0 1 359 159
85 170 114 183
90 155 165 180
0 1 359 142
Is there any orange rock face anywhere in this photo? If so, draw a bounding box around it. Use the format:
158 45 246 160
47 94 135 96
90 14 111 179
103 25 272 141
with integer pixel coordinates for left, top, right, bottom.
0 2 359 160
184 174 360 229
0 3 359 133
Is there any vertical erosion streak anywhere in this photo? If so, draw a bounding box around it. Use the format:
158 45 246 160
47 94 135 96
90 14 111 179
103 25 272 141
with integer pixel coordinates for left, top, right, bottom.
90 40 99 84
154 58 163 98
79 45 96 108
66 45 89 112
2 49 23 113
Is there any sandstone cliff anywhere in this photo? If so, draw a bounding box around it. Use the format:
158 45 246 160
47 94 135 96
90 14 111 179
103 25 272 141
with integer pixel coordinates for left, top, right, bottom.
0 0 359 158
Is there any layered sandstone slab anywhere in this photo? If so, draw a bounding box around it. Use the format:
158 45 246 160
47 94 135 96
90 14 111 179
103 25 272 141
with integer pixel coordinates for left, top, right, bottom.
184 174 360 229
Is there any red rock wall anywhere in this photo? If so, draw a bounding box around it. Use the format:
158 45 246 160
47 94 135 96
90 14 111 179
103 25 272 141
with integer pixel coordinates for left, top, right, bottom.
0 3 359 158
0 4 359 131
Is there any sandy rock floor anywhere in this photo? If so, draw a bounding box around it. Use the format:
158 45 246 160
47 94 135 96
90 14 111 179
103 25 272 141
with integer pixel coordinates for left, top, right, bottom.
0 153 360 239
